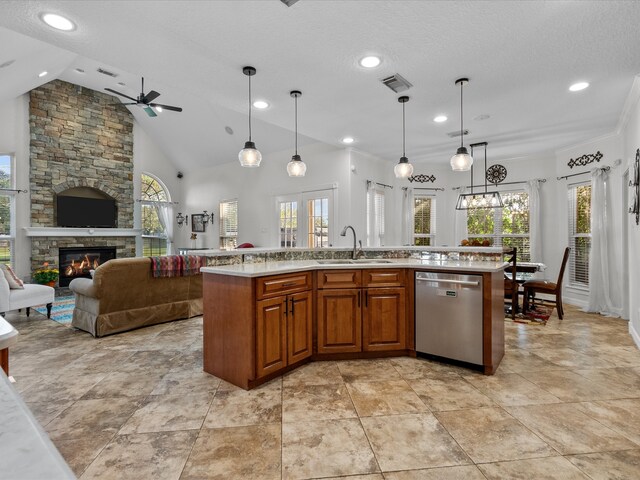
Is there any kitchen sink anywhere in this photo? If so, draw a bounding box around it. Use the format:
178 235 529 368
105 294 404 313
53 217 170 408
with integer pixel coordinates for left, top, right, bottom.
316 259 354 264
316 259 394 265
351 259 393 264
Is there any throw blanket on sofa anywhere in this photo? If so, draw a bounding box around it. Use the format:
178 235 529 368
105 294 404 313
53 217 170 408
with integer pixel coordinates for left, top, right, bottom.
150 255 206 278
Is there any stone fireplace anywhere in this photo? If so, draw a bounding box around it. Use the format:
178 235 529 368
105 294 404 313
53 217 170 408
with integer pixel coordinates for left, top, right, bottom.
58 246 116 287
27 79 138 276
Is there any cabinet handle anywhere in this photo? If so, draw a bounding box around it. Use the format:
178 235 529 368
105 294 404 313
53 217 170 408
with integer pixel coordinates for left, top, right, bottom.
290 297 295 316
365 290 368 307
358 290 361 307
282 282 297 287
284 299 288 316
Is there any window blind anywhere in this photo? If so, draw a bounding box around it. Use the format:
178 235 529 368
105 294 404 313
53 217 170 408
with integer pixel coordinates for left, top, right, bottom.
413 195 436 246
568 183 591 286
367 188 385 246
219 199 238 249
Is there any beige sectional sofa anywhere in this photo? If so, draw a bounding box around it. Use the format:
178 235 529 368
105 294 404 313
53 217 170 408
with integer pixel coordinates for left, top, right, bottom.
69 257 203 337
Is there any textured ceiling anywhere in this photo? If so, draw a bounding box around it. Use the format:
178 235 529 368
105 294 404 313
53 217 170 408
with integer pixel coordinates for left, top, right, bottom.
1 0 640 173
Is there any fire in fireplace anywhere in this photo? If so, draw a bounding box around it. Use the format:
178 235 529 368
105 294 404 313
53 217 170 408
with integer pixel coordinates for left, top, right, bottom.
58 247 116 287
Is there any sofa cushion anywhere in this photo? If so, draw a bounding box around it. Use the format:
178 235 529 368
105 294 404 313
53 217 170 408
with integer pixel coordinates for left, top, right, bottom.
1 264 24 289
9 284 55 311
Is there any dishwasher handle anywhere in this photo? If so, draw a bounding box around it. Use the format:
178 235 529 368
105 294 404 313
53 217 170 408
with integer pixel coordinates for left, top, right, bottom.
415 277 480 287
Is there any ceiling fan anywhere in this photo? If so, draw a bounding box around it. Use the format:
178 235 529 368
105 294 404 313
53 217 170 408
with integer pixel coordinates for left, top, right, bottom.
105 77 183 117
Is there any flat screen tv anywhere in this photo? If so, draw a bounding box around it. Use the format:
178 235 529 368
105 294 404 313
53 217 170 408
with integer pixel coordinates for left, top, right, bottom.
56 196 117 228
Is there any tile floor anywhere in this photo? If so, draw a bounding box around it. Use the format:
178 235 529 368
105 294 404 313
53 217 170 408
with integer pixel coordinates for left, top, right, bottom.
5 304 640 479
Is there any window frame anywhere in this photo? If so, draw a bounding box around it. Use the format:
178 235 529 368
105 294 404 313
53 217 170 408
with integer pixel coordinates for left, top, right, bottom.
0 154 16 266
140 173 170 256
366 185 385 247
567 181 591 288
412 193 436 246
219 198 239 249
275 188 334 249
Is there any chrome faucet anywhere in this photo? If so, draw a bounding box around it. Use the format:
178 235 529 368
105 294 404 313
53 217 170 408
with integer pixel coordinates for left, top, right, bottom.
340 225 362 259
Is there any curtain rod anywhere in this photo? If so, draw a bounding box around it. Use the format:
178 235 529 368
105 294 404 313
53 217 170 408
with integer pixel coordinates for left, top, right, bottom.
557 165 610 181
451 178 547 190
402 186 445 191
136 199 179 205
367 180 393 189
0 188 28 193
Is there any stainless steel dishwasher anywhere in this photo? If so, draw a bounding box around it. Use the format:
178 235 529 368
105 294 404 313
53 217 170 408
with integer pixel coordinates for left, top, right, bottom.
415 271 483 365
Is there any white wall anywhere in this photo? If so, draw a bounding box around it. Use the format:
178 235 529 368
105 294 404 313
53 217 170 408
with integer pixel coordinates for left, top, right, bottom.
621 76 640 346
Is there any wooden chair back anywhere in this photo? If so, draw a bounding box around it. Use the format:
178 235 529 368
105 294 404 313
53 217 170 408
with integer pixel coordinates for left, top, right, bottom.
555 247 571 292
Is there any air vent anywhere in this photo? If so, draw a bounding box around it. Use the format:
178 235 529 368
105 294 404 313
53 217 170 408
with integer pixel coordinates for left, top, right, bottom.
447 129 469 138
381 74 412 93
280 0 299 6
97 67 119 78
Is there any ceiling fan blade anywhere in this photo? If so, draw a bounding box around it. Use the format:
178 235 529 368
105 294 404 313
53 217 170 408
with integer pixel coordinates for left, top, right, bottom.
104 88 138 102
144 106 157 117
143 90 160 103
149 103 183 112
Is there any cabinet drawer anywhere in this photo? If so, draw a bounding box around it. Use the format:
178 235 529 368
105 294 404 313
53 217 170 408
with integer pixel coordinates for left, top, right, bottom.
317 269 362 289
256 272 312 299
363 269 405 287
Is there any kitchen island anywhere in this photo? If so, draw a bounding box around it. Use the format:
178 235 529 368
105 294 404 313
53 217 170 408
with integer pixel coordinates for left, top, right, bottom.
201 251 507 390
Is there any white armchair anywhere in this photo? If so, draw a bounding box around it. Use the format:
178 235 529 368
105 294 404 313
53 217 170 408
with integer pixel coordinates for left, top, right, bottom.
0 273 55 318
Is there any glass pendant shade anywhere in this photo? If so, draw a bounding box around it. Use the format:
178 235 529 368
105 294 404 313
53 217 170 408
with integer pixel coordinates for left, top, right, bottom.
238 141 262 167
455 192 504 210
287 154 307 177
394 156 413 178
450 148 473 171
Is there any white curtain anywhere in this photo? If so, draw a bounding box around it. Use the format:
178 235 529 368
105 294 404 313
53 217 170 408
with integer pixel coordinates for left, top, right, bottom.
525 179 542 262
454 187 468 246
401 187 413 245
586 168 619 316
153 202 175 255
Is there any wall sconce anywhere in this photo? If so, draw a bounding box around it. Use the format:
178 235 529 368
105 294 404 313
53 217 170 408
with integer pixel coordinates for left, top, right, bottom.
202 210 214 224
176 212 188 227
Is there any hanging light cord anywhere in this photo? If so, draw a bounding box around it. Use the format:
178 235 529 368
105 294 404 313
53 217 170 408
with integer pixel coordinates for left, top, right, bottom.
402 100 406 157
459 81 464 149
248 73 252 142
294 94 298 155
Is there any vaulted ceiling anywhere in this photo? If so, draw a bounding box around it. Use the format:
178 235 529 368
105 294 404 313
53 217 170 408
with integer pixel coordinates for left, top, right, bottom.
1 1 639 173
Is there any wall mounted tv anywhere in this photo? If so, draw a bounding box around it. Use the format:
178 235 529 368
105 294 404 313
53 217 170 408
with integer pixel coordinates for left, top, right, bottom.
56 196 117 228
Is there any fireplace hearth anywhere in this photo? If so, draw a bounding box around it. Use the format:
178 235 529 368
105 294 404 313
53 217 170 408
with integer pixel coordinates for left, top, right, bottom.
59 246 116 287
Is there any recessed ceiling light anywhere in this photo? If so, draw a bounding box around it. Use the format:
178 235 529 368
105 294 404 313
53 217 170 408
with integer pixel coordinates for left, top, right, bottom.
38 71 48 78
359 56 381 68
569 82 589 92
74 68 85 73
433 115 447 123
341 137 355 144
40 13 76 31
225 126 234 135
253 100 269 109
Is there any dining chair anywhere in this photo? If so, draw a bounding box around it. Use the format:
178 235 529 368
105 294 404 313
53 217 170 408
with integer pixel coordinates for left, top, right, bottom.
522 247 571 319
503 247 519 319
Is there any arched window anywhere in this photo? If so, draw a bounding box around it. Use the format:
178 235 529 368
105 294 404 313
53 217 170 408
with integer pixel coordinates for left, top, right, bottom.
141 173 171 256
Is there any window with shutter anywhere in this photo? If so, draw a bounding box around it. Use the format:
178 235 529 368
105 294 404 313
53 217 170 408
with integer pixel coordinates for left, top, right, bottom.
219 199 238 249
568 183 591 286
413 194 436 246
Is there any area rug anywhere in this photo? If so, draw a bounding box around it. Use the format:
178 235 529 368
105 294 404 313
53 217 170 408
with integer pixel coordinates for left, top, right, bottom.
507 304 554 326
34 296 75 326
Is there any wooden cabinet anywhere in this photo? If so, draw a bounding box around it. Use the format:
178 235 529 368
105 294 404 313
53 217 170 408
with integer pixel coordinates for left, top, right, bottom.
255 274 313 378
316 269 406 354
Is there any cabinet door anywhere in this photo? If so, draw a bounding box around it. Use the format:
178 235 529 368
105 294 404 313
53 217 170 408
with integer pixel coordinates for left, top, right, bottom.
363 287 406 351
287 291 313 365
256 296 287 378
317 288 362 353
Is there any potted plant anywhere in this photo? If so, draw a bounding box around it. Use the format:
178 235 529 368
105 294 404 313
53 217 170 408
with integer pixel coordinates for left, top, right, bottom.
33 262 59 287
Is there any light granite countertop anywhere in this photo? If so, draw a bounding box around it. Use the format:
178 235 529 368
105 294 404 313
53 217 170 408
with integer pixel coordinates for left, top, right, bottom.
0 370 76 479
201 258 509 277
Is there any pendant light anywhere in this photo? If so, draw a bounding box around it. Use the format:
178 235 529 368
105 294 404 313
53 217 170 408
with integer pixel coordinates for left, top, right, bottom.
394 95 414 179
450 77 473 171
238 66 262 167
287 90 306 177
455 142 504 210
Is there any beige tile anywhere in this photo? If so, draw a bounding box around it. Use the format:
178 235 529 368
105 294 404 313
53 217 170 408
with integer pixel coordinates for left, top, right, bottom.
346 379 427 417
530 347 616 369
20 373 107 403
505 403 637 455
576 399 640 445
384 465 486 480
588 345 640 367
520 370 619 402
203 380 281 428
54 432 114 477
282 418 378 480
80 430 197 480
391 356 468 380
478 456 590 479
361 413 470 472
119 393 212 434
24 400 73 426
574 367 640 398
338 359 401 383
322 475 383 480
150 370 220 395
567 449 640 480
435 407 555 463
498 349 565 372
282 360 344 386
82 371 164 398
45 397 144 440
181 425 281 480
283 383 357 423
462 372 561 406
60 348 136 375
409 378 495 411
115 350 183 374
